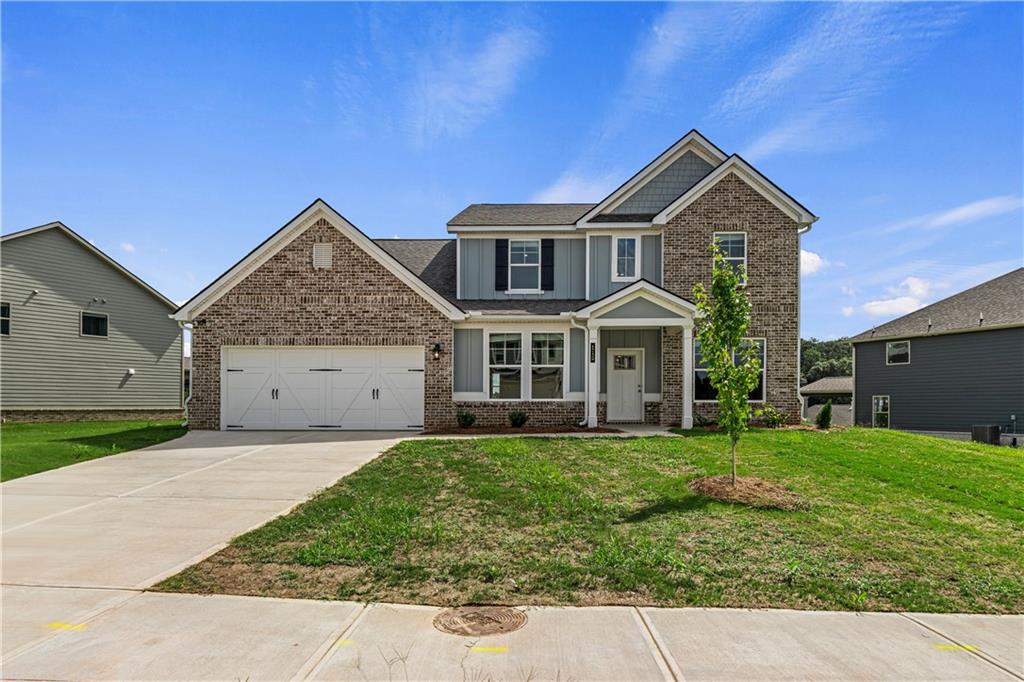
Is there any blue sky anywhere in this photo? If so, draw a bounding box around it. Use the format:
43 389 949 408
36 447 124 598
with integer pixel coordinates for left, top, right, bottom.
3 2 1022 341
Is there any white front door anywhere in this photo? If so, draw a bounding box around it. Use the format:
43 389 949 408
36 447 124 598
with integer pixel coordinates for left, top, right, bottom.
607 349 643 422
222 347 424 430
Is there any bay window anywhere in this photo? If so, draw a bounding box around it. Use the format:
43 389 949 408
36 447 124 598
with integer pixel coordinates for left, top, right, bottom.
694 338 766 401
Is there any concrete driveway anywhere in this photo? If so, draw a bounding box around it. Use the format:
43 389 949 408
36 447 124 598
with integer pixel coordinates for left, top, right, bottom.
1 430 403 655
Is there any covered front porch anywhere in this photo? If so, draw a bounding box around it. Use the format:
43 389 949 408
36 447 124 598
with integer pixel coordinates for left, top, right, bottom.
574 281 696 429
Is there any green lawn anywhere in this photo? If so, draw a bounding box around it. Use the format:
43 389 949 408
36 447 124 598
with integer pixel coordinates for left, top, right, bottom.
158 428 1024 613
1 419 186 481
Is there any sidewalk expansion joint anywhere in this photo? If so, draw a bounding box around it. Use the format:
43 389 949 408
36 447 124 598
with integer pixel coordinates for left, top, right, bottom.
633 607 683 682
897 612 1023 681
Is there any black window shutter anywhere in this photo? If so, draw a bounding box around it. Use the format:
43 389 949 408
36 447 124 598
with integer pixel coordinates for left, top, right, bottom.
541 239 555 291
494 239 509 291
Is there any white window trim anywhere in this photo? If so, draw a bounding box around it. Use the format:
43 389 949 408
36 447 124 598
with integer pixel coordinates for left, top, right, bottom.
713 231 748 286
885 340 910 365
80 310 109 338
530 332 567 401
872 395 890 428
483 328 569 401
0 302 9 336
507 238 542 294
693 336 766 403
611 235 641 283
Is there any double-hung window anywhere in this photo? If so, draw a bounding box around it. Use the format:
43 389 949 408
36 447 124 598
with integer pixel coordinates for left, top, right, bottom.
612 236 638 282
509 239 541 292
694 338 765 401
713 232 747 284
872 395 890 428
81 311 108 337
885 341 910 365
0 302 9 336
531 333 564 399
489 333 522 399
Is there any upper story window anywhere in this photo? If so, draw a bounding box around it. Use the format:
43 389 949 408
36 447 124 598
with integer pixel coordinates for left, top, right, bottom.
714 232 747 284
612 236 639 282
886 341 910 365
81 311 109 337
0 303 9 336
509 239 541 292
694 338 765 402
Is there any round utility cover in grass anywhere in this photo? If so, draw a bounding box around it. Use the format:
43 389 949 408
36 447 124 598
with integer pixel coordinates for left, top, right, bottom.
433 606 527 636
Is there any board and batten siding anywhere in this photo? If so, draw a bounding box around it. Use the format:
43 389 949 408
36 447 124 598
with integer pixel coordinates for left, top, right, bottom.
854 328 1024 432
459 238 586 299
600 328 661 393
452 327 586 394
589 235 662 300
0 228 182 410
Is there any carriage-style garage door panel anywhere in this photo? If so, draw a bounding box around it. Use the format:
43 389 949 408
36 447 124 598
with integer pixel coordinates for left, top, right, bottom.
223 347 424 430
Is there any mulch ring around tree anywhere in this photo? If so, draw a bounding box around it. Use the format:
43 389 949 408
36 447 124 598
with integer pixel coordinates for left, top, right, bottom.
689 475 807 511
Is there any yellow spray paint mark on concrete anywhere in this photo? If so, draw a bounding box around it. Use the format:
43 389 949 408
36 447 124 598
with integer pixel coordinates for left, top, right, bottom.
46 622 87 631
934 643 978 652
335 639 355 647
470 646 508 653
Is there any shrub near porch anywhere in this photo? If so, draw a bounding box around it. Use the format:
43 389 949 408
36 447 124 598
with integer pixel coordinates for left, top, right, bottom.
159 429 1024 613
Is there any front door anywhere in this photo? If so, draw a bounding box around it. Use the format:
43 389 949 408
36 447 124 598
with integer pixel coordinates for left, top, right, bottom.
607 349 643 422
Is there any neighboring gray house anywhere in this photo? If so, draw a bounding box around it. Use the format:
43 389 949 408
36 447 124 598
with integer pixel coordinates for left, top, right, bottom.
1 222 183 420
799 376 852 426
851 268 1023 442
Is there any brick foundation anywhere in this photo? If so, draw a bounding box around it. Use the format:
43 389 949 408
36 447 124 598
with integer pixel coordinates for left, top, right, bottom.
2 409 184 423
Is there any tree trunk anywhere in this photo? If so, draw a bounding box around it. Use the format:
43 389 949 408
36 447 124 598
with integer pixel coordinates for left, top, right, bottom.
730 437 737 485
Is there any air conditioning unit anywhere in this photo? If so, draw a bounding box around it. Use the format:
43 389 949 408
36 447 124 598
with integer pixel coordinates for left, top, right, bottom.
971 424 1000 445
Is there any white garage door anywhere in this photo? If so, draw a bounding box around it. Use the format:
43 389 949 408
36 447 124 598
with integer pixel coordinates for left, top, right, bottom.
222 347 425 430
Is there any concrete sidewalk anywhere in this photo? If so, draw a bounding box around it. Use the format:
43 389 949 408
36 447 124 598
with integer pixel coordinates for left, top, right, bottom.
2 591 1021 681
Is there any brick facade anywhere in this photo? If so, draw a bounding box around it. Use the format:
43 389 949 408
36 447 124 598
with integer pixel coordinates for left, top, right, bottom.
663 172 802 423
188 217 454 430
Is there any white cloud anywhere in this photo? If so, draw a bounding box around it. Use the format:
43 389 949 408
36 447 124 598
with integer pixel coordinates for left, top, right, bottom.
841 306 855 317
862 296 925 318
532 170 621 204
897 276 930 298
884 195 1024 233
408 24 541 144
120 242 136 254
800 249 827 275
840 285 856 296
723 4 961 160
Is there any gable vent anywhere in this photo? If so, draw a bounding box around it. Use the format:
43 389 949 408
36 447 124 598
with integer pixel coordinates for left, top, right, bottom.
312 243 333 269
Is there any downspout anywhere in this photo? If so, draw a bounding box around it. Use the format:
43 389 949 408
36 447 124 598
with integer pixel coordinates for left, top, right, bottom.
569 316 590 427
176 319 192 427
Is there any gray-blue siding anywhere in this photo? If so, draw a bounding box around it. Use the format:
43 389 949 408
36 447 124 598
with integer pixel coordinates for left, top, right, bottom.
453 328 587 393
853 328 1024 432
459 238 586 299
589 235 662 299
601 329 661 393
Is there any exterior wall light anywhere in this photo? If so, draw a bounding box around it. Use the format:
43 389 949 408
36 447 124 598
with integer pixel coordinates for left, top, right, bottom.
432 343 443 360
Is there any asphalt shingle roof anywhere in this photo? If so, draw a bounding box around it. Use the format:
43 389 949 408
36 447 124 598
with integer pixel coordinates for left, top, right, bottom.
850 268 1024 342
799 376 853 395
447 204 596 227
374 239 457 302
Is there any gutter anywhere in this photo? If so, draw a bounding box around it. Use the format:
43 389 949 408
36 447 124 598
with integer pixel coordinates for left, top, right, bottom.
568 315 591 427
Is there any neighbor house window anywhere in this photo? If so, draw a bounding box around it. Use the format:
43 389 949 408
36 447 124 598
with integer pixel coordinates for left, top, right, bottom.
612 236 639 281
531 333 564 399
872 395 890 428
886 341 910 365
695 338 765 401
508 239 540 291
489 333 522 399
0 302 9 336
713 232 747 283
81 311 108 337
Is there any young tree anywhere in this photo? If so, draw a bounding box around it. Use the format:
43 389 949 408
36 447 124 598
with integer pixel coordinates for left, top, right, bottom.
693 242 762 485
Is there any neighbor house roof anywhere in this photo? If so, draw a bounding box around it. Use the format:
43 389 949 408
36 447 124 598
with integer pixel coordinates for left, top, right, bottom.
799 376 853 395
850 268 1024 343
1 221 177 309
448 203 595 227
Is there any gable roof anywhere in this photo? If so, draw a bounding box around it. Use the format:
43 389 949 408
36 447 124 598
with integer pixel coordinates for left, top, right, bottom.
652 155 817 227
1 221 177 309
799 376 853 395
173 199 466 322
850 268 1024 343
575 279 696 319
448 203 594 228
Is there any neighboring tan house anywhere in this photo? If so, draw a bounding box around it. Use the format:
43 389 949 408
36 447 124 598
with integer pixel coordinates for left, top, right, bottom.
1 222 183 421
174 130 817 431
851 268 1023 442
799 376 852 426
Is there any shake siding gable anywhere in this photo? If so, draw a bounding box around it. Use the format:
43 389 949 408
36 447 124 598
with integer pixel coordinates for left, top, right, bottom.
0 228 182 410
188 217 454 430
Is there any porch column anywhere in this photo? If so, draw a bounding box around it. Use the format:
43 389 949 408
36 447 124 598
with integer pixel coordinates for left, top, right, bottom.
682 323 694 429
587 324 600 428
